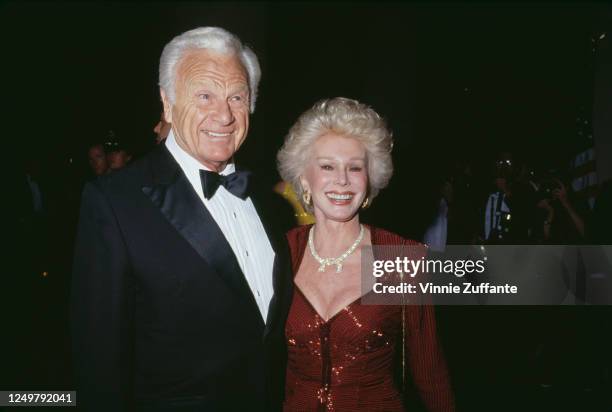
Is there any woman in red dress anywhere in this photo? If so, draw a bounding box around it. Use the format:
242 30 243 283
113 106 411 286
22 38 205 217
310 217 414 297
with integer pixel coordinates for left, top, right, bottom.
277 98 455 411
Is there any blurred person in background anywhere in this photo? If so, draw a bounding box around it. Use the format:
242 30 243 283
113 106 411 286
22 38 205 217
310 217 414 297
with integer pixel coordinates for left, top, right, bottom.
424 161 484 251
273 180 315 225
153 111 172 145
423 174 452 252
535 173 586 244
484 152 536 244
104 131 132 171
448 161 484 244
530 171 601 393
87 142 109 177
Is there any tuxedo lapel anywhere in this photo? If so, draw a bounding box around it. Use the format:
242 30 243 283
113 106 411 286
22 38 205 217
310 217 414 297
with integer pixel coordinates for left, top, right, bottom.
141 146 262 324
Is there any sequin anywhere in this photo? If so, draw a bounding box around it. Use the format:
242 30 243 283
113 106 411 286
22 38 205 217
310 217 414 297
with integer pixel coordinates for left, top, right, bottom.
285 288 409 411
283 226 455 411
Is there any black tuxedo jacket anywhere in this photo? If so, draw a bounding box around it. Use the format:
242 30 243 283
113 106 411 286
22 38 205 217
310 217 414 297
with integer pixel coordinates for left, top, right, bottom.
71 145 293 412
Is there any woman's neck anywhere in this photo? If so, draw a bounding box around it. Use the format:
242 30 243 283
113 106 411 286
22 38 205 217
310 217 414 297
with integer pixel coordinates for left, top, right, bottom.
312 215 362 257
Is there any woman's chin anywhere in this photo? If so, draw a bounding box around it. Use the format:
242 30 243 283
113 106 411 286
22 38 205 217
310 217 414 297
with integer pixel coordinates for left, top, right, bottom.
315 207 360 223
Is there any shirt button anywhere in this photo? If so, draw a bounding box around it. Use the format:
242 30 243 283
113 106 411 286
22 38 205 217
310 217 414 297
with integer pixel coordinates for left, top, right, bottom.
233 212 237 219
245 250 249 257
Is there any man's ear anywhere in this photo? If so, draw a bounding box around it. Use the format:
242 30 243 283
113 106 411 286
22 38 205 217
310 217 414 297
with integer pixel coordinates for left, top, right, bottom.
160 88 173 123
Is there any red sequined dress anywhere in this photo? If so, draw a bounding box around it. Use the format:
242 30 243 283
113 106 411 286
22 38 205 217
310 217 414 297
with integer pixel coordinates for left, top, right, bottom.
283 225 455 411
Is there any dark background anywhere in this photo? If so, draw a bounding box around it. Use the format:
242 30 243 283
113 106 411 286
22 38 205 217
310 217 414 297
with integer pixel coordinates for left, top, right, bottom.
4 2 611 234
3 2 612 411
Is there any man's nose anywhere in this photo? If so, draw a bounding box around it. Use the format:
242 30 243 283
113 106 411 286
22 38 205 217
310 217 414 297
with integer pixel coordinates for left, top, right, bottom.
211 100 235 125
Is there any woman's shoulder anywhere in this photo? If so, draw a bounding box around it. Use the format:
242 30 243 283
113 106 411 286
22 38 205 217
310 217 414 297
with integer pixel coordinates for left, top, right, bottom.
286 224 312 246
286 224 311 237
368 225 423 247
285 225 312 271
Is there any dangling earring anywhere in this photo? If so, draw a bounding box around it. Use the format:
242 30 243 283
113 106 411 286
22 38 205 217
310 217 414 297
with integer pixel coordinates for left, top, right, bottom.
361 197 370 209
302 190 312 206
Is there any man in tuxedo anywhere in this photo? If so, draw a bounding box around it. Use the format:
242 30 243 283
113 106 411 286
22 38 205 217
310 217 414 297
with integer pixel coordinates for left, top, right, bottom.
71 27 292 411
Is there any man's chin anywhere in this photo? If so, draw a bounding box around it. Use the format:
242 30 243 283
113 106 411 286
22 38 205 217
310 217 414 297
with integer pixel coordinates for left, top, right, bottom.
197 155 235 171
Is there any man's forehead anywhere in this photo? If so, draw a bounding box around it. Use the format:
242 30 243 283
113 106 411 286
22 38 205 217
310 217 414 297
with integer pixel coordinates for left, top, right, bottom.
177 48 247 80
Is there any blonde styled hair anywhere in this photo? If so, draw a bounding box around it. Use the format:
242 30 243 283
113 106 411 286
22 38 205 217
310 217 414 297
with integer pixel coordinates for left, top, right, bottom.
277 97 394 212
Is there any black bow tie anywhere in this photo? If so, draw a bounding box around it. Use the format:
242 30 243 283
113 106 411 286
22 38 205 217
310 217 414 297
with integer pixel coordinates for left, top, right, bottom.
199 169 252 200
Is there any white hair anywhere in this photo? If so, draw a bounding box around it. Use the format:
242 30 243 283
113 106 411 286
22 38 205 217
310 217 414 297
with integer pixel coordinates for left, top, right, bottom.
277 97 394 212
159 27 261 113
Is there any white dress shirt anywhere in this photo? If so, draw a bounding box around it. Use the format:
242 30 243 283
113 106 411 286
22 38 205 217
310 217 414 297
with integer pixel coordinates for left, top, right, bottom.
165 131 275 321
